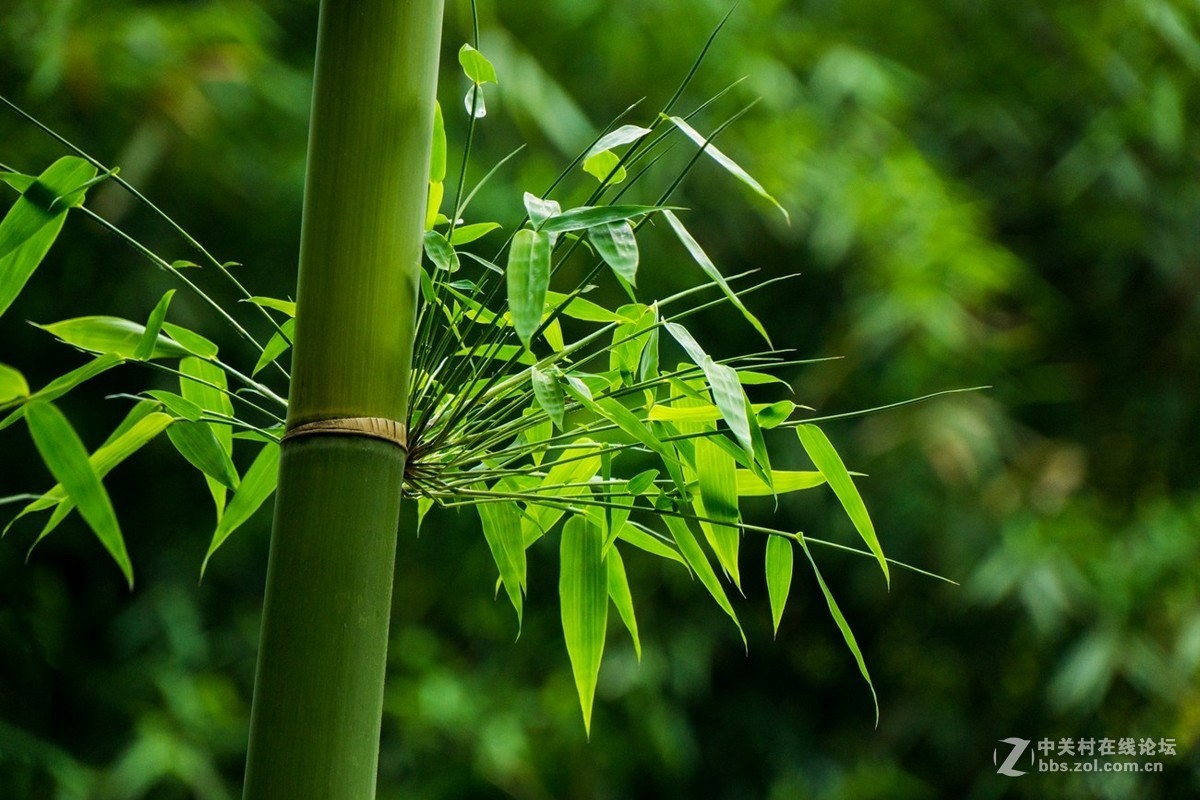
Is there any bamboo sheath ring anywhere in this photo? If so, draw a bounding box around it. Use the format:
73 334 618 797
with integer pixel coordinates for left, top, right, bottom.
281 417 408 452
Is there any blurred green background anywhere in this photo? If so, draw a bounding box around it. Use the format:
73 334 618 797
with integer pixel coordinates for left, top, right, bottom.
2 0 1199 797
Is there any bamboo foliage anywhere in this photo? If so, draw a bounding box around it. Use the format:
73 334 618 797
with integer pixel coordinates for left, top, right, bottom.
0 5 976 772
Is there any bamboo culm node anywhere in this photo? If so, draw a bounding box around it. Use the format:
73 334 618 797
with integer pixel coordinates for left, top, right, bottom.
281 417 408 451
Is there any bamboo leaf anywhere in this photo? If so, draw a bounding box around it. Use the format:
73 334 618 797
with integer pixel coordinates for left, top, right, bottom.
180 358 235 518
134 290 175 361
146 390 204 422
423 230 459 272
36 316 192 360
531 367 565 429
0 157 98 318
476 492 526 631
25 402 132 587
664 515 745 645
582 150 627 185
648 403 721 423
589 222 639 285
160 322 219 359
244 296 296 317
560 515 608 736
524 440 603 544
797 424 889 588
544 291 635 323
167 422 240 491
756 400 795 429
585 124 653 156
202 442 280 575
0 362 28 405
663 114 789 222
463 85 487 119
429 100 447 182
664 322 757 461
538 205 660 234
765 535 794 637
449 222 500 245
506 228 552 348
522 192 561 227
10 406 172 543
662 210 770 344
693 434 741 589
606 544 641 661
798 536 878 725
253 319 296 376
459 43 498 85
425 181 444 231
0 353 123 431
617 522 688 569
736 470 825 496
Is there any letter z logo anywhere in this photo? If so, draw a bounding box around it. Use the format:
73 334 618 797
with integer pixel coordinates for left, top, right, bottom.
994 738 1033 777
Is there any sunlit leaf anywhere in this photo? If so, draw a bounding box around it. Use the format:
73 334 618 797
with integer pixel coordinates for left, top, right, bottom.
589 221 639 285
0 353 123 431
134 290 175 361
799 536 878 724
160 322 219 359
523 192 561 227
146 390 204 422
167 421 240 491
459 43 498 85
429 100 447 182
476 491 526 631
756 400 795 429
531 367 565 429
0 362 29 405
582 150 627 185
662 210 770 344
0 157 98 318
37 316 192 360
765 535 794 637
202 442 280 575
606 543 641 661
560 515 608 737
797 424 889 587
506 227 552 348
617 522 688 569
244 296 296 317
736 469 825 496
450 222 500 245
423 230 459 273
253 319 296 376
539 205 660 234
663 114 789 222
464 85 486 118
544 291 635 324
586 125 653 156
25 402 132 587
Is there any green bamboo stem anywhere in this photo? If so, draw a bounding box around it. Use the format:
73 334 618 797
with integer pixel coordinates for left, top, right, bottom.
243 2 444 798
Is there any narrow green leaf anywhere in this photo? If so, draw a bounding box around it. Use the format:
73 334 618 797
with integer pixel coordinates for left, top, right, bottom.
506 228 552 348
582 151 627 185
799 536 878 725
606 544 641 661
25 402 132 587
429 100 447 182
449 221 500 245
531 367 565 429
586 125 653 156
244 296 296 317
146 390 204 421
797 424 889 588
476 492 526 631
0 353 123 431
663 322 756 460
544 290 634 324
648 403 721 423
523 192 561 227
202 442 280 575
664 115 789 222
664 515 745 645
253 319 296 376
459 43 498 85
756 400 795 429
167 422 240 490
0 362 29 405
423 229 459 272
0 157 98 318
160 322 219 359
0 171 37 193
10 407 172 543
589 222 639 285
134 290 175 361
37 316 191 360
693 434 741 589
736 470 825 496
766 535 794 637
617 522 688 569
426 180 444 231
560 515 608 737
565 383 677 467
662 210 770 344
539 205 660 234
523 440 603 544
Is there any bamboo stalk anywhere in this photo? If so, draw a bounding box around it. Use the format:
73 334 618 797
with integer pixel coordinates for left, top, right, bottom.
243 2 444 798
